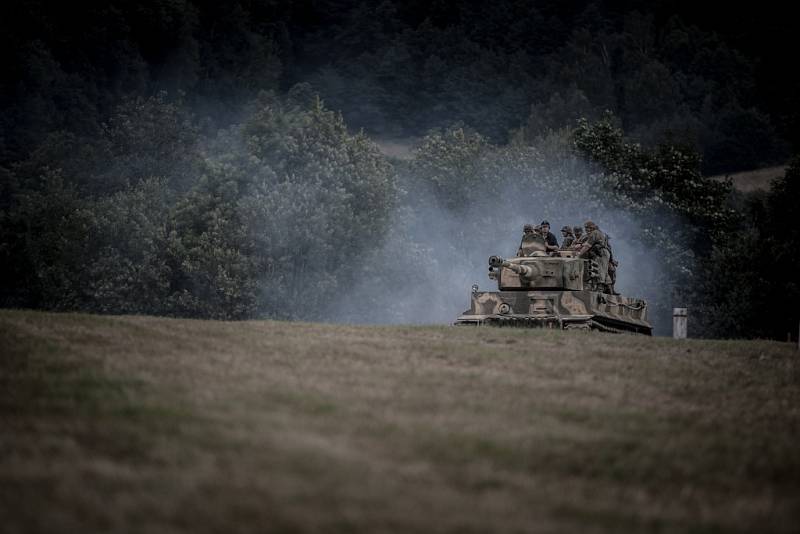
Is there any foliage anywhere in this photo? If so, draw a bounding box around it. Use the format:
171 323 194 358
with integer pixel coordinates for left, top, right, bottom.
82 179 173 315
408 127 494 211
1 1 793 173
100 92 201 192
166 167 259 320
234 93 397 319
692 158 800 338
0 91 396 320
573 113 736 241
572 114 800 338
2 170 91 310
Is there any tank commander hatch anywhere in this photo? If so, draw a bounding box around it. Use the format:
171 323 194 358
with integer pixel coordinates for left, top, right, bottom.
517 223 550 257
516 224 535 256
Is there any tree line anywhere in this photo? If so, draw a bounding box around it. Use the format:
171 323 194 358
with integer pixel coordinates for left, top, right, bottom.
2 0 795 173
2 89 797 338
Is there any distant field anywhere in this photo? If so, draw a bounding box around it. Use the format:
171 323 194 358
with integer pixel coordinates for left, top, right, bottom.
374 137 418 160
1 310 799 533
709 165 787 192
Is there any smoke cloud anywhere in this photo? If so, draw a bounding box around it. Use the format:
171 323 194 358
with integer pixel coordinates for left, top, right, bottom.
322 143 675 335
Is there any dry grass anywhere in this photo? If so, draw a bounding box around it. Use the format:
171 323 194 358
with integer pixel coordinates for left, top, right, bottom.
1 310 799 533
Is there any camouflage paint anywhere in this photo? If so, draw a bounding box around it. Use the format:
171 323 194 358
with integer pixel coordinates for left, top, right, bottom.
457 254 652 334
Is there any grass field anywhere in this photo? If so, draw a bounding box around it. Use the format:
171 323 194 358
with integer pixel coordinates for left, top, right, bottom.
1 310 799 533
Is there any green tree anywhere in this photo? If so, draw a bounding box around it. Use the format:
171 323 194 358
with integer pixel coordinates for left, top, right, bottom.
82 179 173 314
573 114 745 337
101 92 201 192
3 170 93 310
408 126 493 212
166 91 397 320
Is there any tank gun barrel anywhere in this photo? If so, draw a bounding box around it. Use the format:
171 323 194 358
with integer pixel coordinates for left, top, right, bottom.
488 255 534 278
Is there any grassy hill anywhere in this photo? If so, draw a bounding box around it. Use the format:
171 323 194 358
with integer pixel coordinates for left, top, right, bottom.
2 310 799 533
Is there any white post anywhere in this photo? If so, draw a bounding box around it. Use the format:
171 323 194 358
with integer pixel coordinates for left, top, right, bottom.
673 308 687 339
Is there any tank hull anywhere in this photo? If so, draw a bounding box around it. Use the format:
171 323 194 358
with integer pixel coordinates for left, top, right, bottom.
455 290 652 335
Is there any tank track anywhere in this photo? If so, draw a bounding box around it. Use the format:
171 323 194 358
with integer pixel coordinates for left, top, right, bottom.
457 315 649 335
457 316 581 329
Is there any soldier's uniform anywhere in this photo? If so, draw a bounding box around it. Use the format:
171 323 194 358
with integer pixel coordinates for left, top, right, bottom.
538 220 559 253
517 224 547 256
580 223 611 288
607 237 619 294
517 224 532 256
560 226 574 248
572 226 584 247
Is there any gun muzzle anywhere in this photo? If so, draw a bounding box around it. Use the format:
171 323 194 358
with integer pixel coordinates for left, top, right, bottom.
488 255 505 268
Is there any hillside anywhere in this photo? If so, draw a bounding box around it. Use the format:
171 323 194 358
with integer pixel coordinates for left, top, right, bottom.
2 310 799 533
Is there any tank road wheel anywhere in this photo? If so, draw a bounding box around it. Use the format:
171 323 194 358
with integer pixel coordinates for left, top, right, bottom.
563 322 591 331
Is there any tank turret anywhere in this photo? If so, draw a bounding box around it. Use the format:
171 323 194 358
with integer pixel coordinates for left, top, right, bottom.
488 254 589 291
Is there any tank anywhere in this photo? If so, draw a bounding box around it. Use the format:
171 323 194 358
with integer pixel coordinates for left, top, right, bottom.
455 234 652 335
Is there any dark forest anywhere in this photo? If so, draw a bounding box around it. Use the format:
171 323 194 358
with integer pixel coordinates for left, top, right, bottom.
1 0 798 338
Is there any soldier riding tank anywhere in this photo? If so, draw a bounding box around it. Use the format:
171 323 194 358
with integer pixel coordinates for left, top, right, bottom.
455 230 652 334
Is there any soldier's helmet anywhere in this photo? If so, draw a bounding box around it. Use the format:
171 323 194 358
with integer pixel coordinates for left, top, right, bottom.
583 220 597 230
561 225 572 234
573 226 583 233
523 224 534 233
